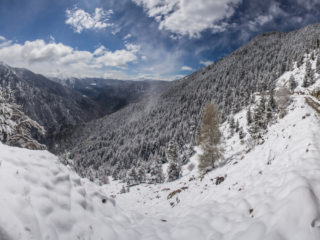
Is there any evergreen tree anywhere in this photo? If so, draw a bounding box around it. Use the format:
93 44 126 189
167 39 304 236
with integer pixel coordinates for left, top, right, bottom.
137 166 146 183
316 56 320 74
239 127 245 140
167 161 182 182
126 167 139 185
166 139 178 163
297 55 304 68
302 75 309 88
249 94 266 139
304 60 315 87
147 156 164 184
311 52 315 60
268 88 276 111
229 116 235 136
166 139 181 182
246 107 252 125
235 120 240 132
197 102 223 174
289 75 297 92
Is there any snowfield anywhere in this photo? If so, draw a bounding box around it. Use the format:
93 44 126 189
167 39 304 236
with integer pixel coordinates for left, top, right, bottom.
1 94 320 240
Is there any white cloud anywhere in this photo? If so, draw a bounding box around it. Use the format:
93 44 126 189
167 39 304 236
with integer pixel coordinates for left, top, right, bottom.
248 2 286 31
133 0 242 38
0 36 12 48
123 34 132 40
0 38 140 78
95 43 140 68
200 60 213 66
65 7 113 33
181 65 193 71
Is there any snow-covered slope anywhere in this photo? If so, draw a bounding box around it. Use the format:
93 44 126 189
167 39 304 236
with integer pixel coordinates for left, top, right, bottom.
0 144 140 240
2 94 320 240
3 51 320 239
103 94 320 240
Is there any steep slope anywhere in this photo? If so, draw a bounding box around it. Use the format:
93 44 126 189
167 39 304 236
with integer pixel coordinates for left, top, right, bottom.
55 23 320 181
104 94 320 240
0 63 103 137
1 93 320 240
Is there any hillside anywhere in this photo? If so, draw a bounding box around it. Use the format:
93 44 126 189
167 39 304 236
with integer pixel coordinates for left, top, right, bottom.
1 91 320 239
0 63 103 139
53 23 320 181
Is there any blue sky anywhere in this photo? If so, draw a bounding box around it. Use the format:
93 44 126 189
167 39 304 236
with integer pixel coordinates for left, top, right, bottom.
0 0 320 80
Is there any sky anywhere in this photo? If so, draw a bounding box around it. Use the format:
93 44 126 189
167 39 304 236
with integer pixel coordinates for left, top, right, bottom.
0 0 320 80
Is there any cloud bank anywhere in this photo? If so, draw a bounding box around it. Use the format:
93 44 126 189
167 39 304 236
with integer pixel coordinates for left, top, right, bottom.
0 37 140 79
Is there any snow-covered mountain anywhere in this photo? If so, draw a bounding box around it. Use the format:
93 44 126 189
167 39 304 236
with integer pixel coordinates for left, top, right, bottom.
3 22 320 240
0 63 103 139
1 90 320 239
52 23 320 182
50 77 172 115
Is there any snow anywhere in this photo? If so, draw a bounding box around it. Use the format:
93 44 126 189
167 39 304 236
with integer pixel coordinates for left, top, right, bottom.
2 54 320 239
102 95 320 240
0 144 138 240
2 96 320 239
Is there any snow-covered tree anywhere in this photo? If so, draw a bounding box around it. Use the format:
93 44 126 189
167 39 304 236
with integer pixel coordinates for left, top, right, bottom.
235 119 240 132
249 94 267 139
228 116 235 136
303 60 315 87
0 87 46 150
289 75 297 92
167 161 182 182
166 139 181 182
126 167 139 186
316 56 320 74
246 107 252 125
147 156 164 184
197 102 223 174
238 127 245 140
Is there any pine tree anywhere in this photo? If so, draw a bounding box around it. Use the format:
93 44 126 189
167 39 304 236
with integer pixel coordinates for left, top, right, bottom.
166 139 178 163
303 75 309 88
297 55 304 68
311 52 315 60
316 56 320 74
147 156 164 184
239 127 245 140
235 120 240 132
266 89 276 123
229 116 235 136
249 94 266 139
246 107 252 125
197 102 223 174
137 166 146 183
167 161 181 182
166 139 181 182
268 88 276 111
289 75 297 92
304 60 315 87
127 167 139 185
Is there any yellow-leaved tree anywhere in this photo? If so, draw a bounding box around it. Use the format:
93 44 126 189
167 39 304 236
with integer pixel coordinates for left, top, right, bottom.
197 102 223 174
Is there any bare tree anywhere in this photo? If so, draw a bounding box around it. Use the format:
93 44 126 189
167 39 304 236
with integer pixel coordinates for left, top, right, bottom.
197 102 223 174
276 86 291 118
